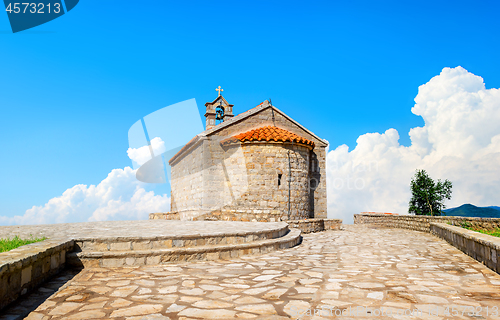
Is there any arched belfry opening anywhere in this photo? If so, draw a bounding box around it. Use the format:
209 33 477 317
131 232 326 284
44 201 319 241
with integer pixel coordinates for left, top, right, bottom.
204 86 234 130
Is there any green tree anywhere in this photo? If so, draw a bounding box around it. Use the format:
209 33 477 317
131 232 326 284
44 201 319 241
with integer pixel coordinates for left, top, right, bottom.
409 169 452 216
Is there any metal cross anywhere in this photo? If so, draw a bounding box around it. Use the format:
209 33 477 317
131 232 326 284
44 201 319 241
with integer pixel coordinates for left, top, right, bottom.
216 86 223 96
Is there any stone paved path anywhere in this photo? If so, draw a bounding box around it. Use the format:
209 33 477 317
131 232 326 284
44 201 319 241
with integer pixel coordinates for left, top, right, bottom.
7 225 500 319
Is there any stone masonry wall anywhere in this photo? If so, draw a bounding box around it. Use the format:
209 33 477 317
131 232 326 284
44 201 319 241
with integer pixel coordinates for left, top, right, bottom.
169 139 205 219
212 107 327 219
219 142 311 220
354 213 500 232
0 239 73 311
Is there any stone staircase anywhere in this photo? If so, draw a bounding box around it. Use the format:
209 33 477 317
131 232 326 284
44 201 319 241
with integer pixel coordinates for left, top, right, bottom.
67 224 301 268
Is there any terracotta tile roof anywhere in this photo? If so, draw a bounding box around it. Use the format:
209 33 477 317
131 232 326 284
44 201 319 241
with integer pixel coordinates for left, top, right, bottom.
221 126 315 149
361 212 399 215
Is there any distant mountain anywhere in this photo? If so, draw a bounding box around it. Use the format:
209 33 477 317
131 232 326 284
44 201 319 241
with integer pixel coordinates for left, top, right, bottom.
443 204 500 218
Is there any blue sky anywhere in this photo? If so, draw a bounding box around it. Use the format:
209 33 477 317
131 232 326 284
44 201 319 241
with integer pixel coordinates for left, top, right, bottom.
1 1 500 223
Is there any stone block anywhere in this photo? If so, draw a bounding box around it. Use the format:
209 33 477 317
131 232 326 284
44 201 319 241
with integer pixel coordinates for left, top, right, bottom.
41 256 50 274
8 270 21 292
60 250 66 264
101 258 125 268
110 242 131 251
172 239 184 248
206 252 220 261
50 253 60 270
220 251 231 260
132 241 151 251
146 256 161 265
21 265 32 287
135 257 146 266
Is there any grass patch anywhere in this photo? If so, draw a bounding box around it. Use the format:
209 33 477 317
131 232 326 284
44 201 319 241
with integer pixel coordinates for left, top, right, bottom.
0 235 47 253
459 225 500 238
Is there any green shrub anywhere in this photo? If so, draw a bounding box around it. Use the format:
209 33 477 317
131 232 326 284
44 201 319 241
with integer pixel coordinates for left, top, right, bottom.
459 221 472 228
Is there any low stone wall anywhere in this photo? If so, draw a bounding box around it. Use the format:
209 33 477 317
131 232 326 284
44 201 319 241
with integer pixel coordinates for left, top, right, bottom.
150 210 285 222
431 223 500 273
324 219 343 231
288 219 342 233
0 239 73 310
150 212 342 234
354 213 500 232
149 212 180 220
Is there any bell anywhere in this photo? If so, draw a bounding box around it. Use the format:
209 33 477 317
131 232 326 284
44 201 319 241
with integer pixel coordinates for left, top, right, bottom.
215 104 225 121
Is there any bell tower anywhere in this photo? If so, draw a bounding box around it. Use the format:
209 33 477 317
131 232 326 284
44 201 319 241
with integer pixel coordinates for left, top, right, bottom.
204 86 234 130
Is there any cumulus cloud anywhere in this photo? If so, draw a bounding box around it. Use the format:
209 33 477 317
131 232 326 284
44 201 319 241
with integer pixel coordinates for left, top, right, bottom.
0 167 170 225
127 137 166 166
327 66 500 223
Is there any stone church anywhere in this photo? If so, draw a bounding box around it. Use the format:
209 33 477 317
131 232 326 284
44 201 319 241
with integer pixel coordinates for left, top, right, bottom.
166 89 328 222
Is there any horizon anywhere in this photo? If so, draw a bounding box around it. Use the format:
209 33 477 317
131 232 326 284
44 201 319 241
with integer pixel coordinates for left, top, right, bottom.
1 1 500 225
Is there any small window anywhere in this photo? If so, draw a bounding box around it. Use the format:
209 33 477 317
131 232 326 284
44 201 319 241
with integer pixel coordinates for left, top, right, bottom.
278 173 282 187
310 178 317 190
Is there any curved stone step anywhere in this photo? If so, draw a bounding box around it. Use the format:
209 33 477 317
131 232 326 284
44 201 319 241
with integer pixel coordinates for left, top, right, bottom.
67 228 302 267
72 224 290 253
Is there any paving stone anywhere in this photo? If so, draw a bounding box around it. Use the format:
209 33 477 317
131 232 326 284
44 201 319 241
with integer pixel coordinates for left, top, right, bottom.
24 313 47 320
47 302 82 315
234 296 267 304
179 288 205 295
88 286 112 295
166 303 186 312
199 285 225 291
235 304 277 315
416 294 449 304
262 288 288 300
65 310 106 320
192 299 233 308
80 301 107 310
110 298 132 308
253 274 280 281
295 287 318 294
178 308 237 318
243 286 274 295
126 314 171 320
350 282 385 288
138 288 152 294
180 296 204 303
284 300 311 317
110 285 139 297
367 292 384 300
110 304 163 317
157 286 177 294
235 312 258 318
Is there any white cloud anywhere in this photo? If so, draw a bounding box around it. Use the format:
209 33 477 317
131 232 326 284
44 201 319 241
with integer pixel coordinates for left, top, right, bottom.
127 137 166 167
327 66 500 224
0 167 170 225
